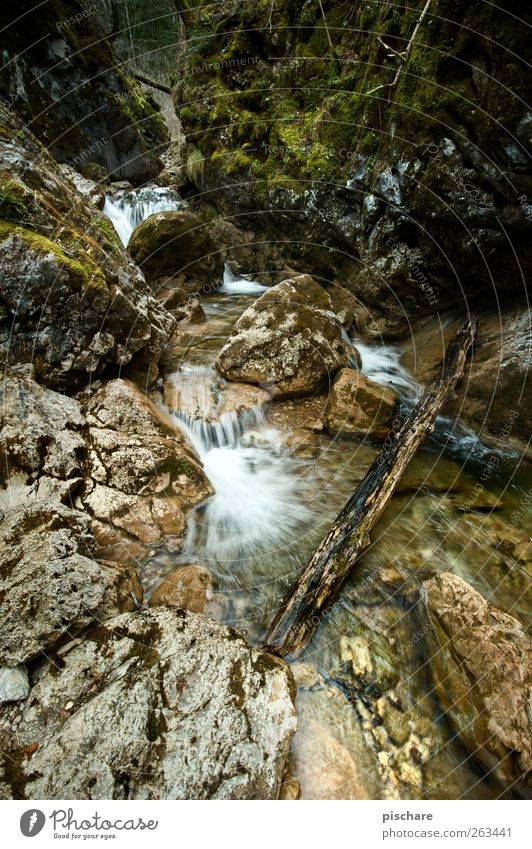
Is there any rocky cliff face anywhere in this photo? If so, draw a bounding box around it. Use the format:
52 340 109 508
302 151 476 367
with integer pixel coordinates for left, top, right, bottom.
0 0 168 183
175 0 532 335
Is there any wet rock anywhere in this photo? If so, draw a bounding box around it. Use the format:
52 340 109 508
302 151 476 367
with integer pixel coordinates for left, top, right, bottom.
215 276 349 399
6 608 296 800
149 564 213 613
128 209 224 292
423 572 532 788
163 368 270 421
83 379 213 563
402 308 532 451
0 500 140 666
291 664 382 799
0 666 30 704
324 368 399 439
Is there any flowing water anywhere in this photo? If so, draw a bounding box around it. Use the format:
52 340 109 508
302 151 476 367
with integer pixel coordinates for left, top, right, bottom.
103 186 184 246
145 275 530 800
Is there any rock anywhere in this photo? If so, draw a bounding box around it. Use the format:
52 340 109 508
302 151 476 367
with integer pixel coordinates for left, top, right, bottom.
0 666 30 704
215 276 349 399
163 367 270 421
6 608 296 800
0 375 86 487
149 564 212 613
324 368 399 439
0 103 175 389
325 284 369 334
128 209 224 291
403 308 532 451
0 499 141 666
422 572 532 788
83 379 213 563
0 3 167 184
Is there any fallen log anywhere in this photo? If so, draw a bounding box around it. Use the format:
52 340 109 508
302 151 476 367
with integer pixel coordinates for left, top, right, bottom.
133 72 172 94
265 314 478 657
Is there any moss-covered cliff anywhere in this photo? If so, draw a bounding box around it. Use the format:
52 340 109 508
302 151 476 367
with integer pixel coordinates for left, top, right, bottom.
0 0 169 184
174 0 532 333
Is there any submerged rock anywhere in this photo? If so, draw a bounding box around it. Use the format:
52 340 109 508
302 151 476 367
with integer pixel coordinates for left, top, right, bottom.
324 368 399 439
149 564 213 614
215 275 350 398
423 572 532 789
1 609 296 800
128 209 224 292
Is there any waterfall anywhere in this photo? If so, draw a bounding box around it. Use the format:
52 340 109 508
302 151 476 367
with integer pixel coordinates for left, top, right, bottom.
355 339 422 400
103 186 184 246
220 263 269 295
167 381 311 561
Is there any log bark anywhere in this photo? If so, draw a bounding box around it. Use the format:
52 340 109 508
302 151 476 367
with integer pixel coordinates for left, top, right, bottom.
264 314 478 657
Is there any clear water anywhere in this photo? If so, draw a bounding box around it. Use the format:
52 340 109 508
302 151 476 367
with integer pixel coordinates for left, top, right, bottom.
149 285 531 800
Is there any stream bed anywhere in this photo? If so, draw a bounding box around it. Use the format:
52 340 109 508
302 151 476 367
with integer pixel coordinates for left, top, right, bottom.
147 282 531 801
103 193 530 800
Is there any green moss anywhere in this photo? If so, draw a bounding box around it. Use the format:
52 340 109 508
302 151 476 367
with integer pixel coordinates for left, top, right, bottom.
0 219 107 291
0 179 33 224
90 216 121 253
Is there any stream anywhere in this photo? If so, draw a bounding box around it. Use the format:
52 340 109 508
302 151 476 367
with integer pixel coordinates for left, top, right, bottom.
106 192 531 801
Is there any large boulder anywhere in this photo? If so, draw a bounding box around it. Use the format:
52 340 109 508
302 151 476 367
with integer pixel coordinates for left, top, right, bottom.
83 379 213 564
324 368 399 439
0 373 86 493
128 209 224 292
0 102 175 389
422 573 532 789
0 608 297 800
215 275 350 399
0 499 140 666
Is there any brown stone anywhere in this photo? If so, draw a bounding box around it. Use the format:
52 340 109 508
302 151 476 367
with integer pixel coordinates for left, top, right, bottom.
324 368 399 439
149 564 213 613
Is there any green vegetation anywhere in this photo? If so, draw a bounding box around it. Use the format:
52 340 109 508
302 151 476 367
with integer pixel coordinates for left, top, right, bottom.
0 219 107 291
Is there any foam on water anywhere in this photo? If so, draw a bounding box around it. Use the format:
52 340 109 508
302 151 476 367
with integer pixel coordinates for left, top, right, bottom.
103 187 184 246
169 379 310 561
355 338 422 400
220 263 269 295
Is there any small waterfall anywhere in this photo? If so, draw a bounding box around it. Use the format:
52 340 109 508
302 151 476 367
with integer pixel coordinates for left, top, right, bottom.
355 339 422 400
173 407 266 451
103 187 184 246
220 262 269 295
168 381 311 561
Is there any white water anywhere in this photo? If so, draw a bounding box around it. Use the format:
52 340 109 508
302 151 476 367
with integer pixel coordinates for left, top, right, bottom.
220 262 269 295
103 186 184 246
356 339 422 400
168 371 311 561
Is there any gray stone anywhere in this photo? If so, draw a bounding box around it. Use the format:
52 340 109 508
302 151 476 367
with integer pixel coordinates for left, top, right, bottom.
215 275 349 399
0 665 30 703
7 608 296 800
